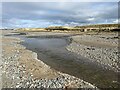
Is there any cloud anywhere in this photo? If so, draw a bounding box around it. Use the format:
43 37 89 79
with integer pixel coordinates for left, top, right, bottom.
1 0 119 2
87 17 95 21
2 2 118 28
113 19 118 23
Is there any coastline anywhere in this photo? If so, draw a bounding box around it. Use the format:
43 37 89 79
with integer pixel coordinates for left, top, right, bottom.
1 30 97 88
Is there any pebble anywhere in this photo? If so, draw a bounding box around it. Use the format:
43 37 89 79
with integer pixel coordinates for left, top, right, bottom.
67 35 119 72
2 34 98 89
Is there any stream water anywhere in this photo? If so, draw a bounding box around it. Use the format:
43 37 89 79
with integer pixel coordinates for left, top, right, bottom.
6 32 119 88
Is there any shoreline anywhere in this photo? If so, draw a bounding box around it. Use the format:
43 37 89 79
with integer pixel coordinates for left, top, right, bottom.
2 30 97 88
66 33 119 72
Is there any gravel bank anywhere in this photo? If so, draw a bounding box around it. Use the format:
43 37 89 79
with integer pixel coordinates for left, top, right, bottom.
66 33 119 72
1 31 97 89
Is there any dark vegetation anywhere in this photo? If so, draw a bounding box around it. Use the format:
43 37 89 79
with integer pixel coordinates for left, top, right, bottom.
45 24 120 32
10 23 120 32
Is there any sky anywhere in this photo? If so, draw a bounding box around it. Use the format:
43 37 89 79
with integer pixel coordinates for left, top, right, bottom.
1 2 119 28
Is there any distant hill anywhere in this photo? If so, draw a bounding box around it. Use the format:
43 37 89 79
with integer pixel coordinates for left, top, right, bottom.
45 24 120 32
74 24 119 28
16 24 120 32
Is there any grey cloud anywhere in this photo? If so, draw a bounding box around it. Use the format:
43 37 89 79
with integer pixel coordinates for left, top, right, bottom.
2 2 118 28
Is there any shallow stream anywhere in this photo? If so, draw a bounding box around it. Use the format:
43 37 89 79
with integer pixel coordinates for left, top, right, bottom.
6 32 119 88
